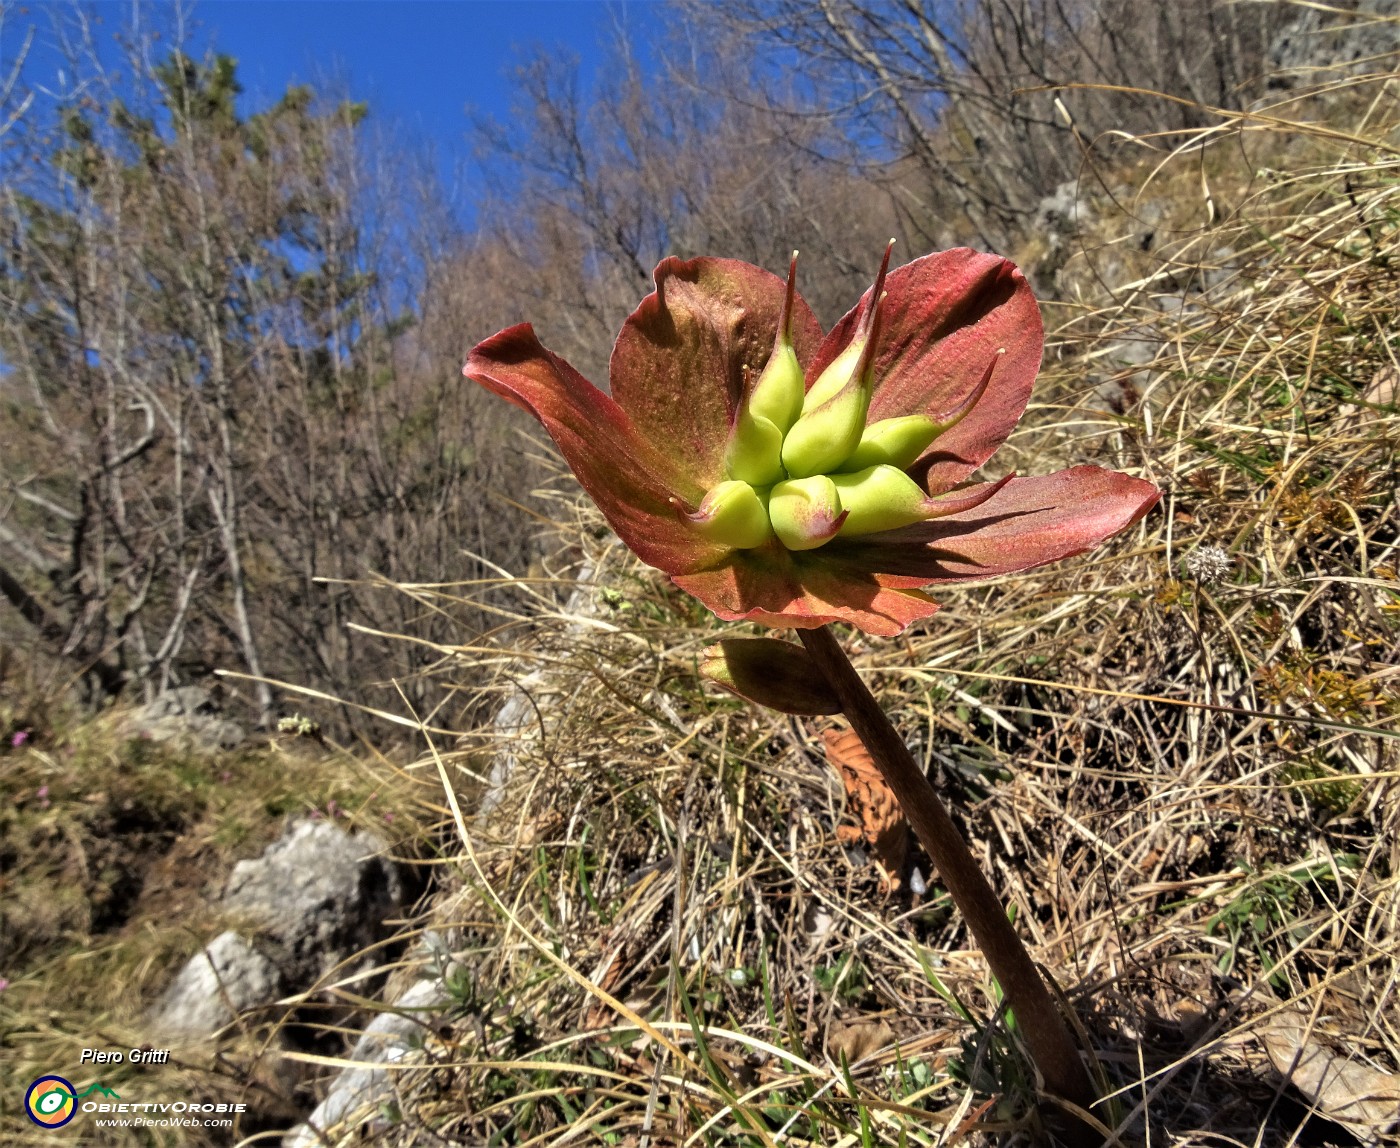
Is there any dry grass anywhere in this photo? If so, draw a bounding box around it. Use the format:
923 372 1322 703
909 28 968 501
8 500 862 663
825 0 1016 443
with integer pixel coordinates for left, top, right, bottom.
0 705 433 1147
32 60 1388 1148
248 66 1400 1148
302 88 1400 1148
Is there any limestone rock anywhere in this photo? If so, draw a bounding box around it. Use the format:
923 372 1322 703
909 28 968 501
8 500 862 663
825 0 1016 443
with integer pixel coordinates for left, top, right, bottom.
1268 0 1400 89
283 978 448 1147
150 930 281 1038
124 685 245 752
223 819 405 990
149 819 405 1043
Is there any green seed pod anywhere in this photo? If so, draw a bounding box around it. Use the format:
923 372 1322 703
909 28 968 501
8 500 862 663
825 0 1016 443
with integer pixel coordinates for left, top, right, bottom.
724 407 785 486
748 253 806 433
831 464 933 537
801 338 863 414
783 288 888 479
685 480 773 550
749 340 805 432
837 415 939 473
800 239 893 416
926 349 1002 437
769 475 845 551
780 380 871 479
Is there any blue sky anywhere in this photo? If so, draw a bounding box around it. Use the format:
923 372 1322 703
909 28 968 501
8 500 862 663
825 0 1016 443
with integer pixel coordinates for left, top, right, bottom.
201 1 661 135
11 1 665 202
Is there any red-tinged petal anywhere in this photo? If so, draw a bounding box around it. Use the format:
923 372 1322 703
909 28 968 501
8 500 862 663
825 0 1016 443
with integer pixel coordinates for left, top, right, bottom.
831 466 1161 584
672 546 941 637
611 257 825 487
465 324 729 575
810 249 1042 494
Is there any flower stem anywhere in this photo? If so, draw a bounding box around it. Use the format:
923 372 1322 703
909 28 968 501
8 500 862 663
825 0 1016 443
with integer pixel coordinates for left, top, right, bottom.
798 625 1101 1134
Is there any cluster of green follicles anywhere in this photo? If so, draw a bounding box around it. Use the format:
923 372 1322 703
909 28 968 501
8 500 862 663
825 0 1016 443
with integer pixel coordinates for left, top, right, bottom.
686 248 998 553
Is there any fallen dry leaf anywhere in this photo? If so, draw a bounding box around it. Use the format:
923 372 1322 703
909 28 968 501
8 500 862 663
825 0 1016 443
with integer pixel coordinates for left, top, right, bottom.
583 944 628 1031
827 1017 896 1064
1341 363 1400 422
1364 364 1400 407
823 726 908 890
1262 1015 1400 1136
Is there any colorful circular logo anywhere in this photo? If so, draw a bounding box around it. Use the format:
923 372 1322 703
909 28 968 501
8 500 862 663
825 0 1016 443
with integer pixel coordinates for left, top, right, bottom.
25 1075 77 1128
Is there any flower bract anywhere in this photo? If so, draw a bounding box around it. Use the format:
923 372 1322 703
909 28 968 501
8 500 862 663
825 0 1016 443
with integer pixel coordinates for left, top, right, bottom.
465 246 1160 636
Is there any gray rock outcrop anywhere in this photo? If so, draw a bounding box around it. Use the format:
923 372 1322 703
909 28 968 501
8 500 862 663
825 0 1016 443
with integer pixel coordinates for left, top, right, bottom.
283 978 449 1148
123 685 245 752
149 819 405 1042
1268 0 1400 88
149 931 281 1038
1028 179 1096 297
223 819 404 990
280 553 602 1142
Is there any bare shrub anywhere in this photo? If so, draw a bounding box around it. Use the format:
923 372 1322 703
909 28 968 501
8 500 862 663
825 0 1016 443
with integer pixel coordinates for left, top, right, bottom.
685 0 1294 250
0 17 541 735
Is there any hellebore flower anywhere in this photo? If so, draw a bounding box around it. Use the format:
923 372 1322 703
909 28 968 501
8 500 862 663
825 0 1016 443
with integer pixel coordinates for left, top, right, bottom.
464 245 1159 637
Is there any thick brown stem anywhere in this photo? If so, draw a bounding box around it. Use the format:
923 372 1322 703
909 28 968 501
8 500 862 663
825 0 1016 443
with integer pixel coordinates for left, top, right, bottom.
798 625 1101 1137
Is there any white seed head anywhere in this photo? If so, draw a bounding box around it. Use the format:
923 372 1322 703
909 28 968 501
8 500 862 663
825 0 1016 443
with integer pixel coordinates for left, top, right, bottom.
1186 545 1232 586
